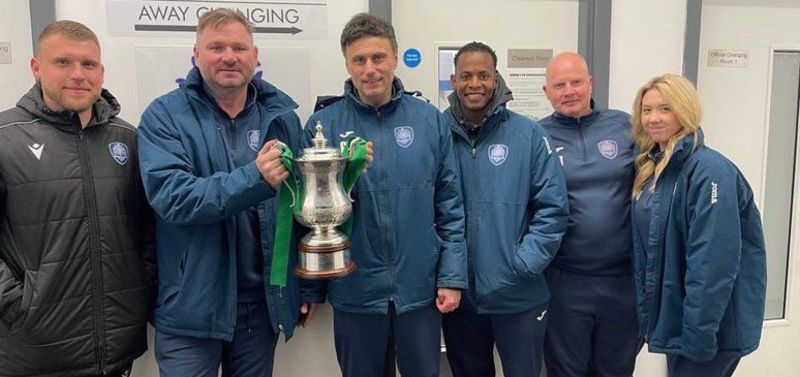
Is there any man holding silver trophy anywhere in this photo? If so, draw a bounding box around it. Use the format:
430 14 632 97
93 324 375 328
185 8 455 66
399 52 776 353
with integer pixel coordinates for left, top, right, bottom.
300 12 468 377
138 8 317 377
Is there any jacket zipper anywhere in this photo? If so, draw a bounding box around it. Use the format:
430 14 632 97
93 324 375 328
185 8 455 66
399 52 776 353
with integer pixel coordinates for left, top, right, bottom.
468 135 478 304
377 110 395 302
212 119 241 329
230 118 237 149
77 128 107 373
577 119 587 161
452 119 485 306
643 180 678 341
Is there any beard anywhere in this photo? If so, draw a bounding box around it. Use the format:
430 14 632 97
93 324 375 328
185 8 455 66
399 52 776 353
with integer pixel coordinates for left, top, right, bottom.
42 84 100 114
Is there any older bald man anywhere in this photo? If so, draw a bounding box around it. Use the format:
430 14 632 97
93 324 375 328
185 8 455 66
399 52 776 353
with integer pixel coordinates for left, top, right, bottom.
539 52 642 377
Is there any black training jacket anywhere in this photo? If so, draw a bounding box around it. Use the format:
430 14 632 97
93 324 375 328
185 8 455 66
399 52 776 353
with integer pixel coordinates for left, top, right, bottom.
0 84 156 377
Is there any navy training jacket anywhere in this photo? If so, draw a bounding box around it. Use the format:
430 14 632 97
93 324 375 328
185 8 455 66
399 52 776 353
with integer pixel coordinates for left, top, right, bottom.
632 130 767 362
302 78 468 314
446 104 569 313
540 108 636 276
138 68 304 341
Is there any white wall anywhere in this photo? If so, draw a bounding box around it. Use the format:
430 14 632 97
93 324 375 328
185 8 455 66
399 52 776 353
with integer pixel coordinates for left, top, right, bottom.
0 0 34 110
393 0 579 107
609 1 687 375
608 0 686 113
697 1 800 376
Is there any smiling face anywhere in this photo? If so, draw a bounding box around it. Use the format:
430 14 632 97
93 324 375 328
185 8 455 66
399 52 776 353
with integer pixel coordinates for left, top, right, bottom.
344 36 398 108
194 20 258 96
31 34 103 119
451 51 496 123
641 88 682 150
543 53 593 118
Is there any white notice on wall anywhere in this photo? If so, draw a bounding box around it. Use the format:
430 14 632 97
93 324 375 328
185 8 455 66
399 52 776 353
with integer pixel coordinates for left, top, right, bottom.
707 49 749 68
106 0 327 39
506 49 552 121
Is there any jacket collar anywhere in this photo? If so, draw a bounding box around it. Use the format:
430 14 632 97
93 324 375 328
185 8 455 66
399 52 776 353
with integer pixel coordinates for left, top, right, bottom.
650 128 704 165
344 77 405 114
17 81 121 130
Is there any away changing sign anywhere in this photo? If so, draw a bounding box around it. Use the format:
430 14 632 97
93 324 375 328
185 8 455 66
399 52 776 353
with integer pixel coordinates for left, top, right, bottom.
105 0 327 39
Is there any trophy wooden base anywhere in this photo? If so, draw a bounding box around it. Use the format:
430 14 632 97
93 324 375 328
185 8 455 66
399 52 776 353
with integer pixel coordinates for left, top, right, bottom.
295 241 357 279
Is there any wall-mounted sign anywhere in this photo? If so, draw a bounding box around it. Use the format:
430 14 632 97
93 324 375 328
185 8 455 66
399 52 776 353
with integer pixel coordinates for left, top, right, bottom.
403 48 421 68
105 0 327 39
0 41 10 64
708 49 749 68
437 47 459 111
506 49 552 121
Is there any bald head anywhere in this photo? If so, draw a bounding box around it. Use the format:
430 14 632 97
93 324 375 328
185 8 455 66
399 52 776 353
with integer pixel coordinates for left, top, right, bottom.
543 52 593 118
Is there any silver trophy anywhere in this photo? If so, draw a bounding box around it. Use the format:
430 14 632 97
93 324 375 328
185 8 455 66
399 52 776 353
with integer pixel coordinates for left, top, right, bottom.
292 122 357 279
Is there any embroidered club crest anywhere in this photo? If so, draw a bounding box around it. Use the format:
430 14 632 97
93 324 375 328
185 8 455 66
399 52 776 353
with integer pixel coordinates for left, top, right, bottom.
488 144 509 166
108 142 129 165
597 139 618 159
394 126 414 148
247 130 261 152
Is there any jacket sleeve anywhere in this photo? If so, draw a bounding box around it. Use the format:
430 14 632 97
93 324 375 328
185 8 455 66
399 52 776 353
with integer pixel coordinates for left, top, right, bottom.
433 112 468 289
137 100 275 225
680 157 742 362
513 129 569 281
0 174 23 326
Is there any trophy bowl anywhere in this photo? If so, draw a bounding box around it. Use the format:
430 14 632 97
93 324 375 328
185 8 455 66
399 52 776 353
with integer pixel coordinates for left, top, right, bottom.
292 123 357 279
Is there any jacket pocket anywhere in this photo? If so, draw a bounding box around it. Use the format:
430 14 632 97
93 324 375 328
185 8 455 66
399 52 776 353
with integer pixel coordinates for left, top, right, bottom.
511 245 537 284
157 250 188 306
9 271 37 333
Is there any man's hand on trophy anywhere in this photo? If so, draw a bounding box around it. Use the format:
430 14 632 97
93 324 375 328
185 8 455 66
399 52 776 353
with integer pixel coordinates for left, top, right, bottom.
257 139 290 189
364 141 374 173
298 303 318 327
436 288 461 313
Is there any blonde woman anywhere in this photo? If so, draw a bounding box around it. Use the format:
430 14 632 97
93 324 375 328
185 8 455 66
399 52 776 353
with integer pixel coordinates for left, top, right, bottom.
630 74 766 377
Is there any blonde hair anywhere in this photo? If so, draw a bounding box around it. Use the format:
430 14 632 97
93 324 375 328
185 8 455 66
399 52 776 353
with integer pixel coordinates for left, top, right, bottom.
37 20 99 56
631 74 702 198
197 8 254 39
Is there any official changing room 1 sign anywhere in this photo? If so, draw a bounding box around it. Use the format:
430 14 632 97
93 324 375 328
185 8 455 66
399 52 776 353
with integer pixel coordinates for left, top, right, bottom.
105 0 328 39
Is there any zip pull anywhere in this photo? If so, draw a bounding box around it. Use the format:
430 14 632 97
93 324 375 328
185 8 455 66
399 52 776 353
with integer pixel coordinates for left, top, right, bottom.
472 148 476 158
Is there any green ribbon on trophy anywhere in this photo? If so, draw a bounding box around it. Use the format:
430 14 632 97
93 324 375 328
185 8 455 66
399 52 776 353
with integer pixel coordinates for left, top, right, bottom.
269 134 368 287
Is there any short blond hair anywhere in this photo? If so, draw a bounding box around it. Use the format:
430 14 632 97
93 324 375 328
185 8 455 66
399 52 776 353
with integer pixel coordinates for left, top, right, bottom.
37 20 99 56
197 8 254 39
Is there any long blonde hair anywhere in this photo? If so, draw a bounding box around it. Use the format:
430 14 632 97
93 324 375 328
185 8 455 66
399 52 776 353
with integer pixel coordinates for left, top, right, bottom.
631 74 703 198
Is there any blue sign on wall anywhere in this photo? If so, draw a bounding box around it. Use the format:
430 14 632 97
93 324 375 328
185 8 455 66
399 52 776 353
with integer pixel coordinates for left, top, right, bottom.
403 48 422 68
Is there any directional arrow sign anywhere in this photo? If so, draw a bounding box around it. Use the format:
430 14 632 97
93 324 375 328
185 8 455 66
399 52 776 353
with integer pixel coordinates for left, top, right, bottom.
108 0 325 39
135 24 304 34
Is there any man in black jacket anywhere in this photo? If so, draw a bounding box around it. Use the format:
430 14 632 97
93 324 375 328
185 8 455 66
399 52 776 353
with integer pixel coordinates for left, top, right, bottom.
0 20 156 377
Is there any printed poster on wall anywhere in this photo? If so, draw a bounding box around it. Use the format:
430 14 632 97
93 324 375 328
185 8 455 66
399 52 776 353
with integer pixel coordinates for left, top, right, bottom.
506 49 552 121
134 46 312 121
106 0 327 39
437 47 459 112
